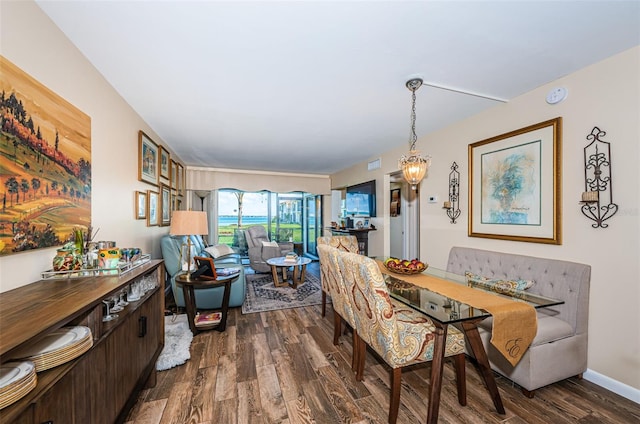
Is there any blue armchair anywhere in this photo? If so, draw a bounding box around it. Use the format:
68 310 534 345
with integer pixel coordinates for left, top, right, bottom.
160 235 246 309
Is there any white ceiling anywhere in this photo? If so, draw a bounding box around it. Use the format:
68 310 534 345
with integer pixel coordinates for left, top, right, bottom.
36 1 639 175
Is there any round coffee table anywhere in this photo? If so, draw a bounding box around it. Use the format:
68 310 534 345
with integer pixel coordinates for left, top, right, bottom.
266 256 312 289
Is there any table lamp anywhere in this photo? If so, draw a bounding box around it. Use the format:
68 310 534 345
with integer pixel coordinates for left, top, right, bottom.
169 210 209 281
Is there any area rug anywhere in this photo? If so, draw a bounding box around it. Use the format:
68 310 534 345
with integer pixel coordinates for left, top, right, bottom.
156 314 193 371
242 272 323 314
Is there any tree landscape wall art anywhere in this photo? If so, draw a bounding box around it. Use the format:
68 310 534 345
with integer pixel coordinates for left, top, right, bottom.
0 56 91 256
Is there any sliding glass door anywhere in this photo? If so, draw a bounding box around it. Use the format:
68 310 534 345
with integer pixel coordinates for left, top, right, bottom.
216 190 321 258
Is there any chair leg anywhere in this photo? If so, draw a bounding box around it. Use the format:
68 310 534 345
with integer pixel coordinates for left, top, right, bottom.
333 312 342 345
351 329 358 371
453 354 467 406
355 336 366 381
389 367 402 424
321 291 326 317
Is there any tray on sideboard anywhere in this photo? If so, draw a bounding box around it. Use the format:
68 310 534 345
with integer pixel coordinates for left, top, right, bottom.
41 254 151 280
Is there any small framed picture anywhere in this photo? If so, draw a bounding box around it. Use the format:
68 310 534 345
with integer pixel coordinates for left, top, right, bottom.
147 190 159 227
177 162 185 196
363 218 370 228
135 191 147 220
159 183 171 226
170 159 178 190
138 131 158 186
159 145 170 181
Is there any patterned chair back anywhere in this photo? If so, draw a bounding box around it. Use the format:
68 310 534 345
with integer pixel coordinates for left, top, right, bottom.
336 251 464 367
316 236 359 254
317 244 355 326
316 235 359 300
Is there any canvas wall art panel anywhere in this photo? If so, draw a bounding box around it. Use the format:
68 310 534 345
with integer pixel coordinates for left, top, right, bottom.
0 56 91 256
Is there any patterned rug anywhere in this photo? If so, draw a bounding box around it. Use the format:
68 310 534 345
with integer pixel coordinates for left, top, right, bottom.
242 271 323 314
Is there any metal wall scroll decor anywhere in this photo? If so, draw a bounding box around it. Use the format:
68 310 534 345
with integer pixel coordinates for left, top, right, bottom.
443 162 461 224
580 126 618 228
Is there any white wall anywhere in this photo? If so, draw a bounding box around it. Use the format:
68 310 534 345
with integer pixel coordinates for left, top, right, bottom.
0 1 175 291
332 47 640 394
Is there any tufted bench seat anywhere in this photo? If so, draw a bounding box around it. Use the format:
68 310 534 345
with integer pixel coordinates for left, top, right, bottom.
446 246 591 397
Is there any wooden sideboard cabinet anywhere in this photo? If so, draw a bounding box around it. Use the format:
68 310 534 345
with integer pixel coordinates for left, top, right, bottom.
0 260 165 424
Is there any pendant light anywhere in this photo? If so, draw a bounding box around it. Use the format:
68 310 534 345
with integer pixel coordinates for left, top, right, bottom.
398 78 431 190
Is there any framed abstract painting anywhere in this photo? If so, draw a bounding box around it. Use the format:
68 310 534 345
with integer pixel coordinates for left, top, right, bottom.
468 117 562 244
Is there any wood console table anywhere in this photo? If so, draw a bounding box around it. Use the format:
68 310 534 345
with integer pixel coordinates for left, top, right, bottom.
328 227 376 256
0 260 165 424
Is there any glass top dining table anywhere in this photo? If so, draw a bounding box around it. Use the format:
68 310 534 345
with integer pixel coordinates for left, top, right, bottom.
378 264 564 424
383 266 564 325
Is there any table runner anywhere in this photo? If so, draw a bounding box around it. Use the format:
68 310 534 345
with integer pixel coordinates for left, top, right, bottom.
376 261 536 366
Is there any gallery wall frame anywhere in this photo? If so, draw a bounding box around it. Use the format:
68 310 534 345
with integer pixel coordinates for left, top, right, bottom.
177 162 185 196
159 145 170 182
468 117 562 244
159 183 171 227
135 191 147 220
146 189 159 227
170 159 178 190
138 131 158 186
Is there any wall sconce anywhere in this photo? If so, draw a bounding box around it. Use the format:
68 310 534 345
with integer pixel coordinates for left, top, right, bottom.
443 161 461 224
579 126 618 228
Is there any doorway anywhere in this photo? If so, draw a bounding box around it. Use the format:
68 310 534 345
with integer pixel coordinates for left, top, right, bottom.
389 172 420 259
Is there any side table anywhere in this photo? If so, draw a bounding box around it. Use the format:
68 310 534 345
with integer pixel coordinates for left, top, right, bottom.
175 273 239 334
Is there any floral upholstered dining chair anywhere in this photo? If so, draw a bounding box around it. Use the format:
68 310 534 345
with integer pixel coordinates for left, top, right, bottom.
316 236 359 317
336 250 467 424
317 244 360 371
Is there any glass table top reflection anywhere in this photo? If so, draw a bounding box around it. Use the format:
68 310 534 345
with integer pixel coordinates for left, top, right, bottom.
382 266 564 325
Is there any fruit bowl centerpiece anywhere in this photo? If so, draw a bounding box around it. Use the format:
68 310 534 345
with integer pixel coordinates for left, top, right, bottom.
383 257 428 275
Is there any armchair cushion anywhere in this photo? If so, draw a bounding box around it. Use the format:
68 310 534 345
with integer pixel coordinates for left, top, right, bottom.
261 241 279 248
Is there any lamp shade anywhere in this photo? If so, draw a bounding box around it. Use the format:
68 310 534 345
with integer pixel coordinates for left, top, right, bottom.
169 210 209 236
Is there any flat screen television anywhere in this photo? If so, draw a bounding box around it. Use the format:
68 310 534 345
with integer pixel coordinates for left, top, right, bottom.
346 180 376 217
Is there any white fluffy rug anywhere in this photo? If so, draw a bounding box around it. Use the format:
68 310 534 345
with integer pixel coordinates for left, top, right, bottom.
156 314 193 371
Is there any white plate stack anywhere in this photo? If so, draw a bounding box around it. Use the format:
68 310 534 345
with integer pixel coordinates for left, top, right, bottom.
8 326 93 372
0 361 37 409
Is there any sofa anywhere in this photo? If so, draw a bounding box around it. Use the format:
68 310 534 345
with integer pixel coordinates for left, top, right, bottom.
446 246 591 396
160 234 246 309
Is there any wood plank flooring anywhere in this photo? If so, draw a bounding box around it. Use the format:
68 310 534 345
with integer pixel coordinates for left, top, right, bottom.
126 266 640 424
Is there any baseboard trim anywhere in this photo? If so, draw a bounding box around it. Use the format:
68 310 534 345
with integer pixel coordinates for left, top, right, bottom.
584 369 640 404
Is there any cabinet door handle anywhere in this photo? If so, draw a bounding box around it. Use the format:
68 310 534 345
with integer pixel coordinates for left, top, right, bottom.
139 316 147 337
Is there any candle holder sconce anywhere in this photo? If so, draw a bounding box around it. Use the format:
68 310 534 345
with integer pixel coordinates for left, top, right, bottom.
580 126 618 228
443 162 461 224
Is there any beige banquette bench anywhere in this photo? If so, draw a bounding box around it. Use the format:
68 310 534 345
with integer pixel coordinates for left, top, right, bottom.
446 246 591 396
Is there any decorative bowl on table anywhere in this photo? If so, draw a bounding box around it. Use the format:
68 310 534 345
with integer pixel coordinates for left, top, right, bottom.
383 257 428 275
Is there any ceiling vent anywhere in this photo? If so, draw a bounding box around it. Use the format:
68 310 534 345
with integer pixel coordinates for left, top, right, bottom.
368 158 381 171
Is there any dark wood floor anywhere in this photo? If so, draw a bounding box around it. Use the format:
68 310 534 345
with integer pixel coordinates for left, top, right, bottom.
126 264 640 424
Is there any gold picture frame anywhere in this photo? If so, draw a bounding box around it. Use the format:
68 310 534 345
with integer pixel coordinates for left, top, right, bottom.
159 145 170 181
159 183 171 227
135 191 147 220
138 131 158 186
468 117 562 244
146 189 159 227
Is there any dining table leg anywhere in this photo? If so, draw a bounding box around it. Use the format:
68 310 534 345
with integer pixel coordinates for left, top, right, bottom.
461 320 505 414
426 322 448 424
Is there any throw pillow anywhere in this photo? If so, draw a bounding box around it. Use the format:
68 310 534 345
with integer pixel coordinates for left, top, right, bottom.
262 241 279 248
204 244 235 258
465 271 535 295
